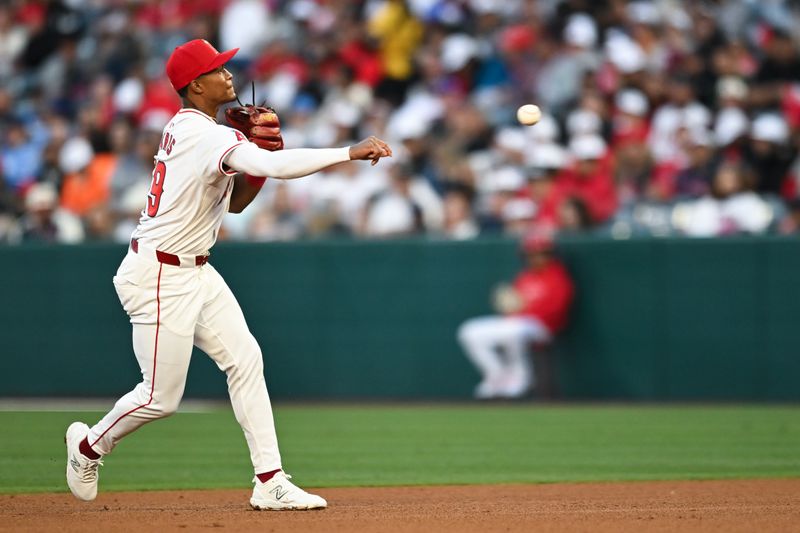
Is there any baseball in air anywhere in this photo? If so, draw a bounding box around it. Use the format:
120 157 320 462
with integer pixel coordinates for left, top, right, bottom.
516 104 542 126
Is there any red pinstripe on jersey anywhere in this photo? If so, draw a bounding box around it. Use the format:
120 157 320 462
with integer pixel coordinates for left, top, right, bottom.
90 263 164 447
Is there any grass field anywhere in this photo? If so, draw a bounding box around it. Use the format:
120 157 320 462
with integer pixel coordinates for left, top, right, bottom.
1 404 798 493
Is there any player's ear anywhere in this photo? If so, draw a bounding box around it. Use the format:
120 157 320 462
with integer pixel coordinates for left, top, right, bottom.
189 79 204 95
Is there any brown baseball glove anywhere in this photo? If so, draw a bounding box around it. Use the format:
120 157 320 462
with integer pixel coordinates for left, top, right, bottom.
225 106 284 151
492 283 523 314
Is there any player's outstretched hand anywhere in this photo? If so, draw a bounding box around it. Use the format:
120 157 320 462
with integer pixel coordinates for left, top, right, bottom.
349 136 392 166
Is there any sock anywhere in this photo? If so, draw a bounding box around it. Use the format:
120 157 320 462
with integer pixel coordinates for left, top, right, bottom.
256 469 281 483
79 437 102 460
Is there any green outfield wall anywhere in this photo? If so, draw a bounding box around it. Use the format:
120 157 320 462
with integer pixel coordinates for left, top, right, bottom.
1 237 798 400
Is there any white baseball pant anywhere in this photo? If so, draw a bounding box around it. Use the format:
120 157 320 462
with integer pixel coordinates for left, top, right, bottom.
85 247 281 474
457 315 551 392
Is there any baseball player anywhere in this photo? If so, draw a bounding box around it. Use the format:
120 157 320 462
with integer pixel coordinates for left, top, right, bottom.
64 39 391 510
457 231 574 399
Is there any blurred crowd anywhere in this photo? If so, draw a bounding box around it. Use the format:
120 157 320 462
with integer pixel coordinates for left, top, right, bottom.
3 0 800 244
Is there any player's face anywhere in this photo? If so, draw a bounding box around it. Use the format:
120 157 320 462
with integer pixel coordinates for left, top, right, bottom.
196 65 236 104
526 250 551 270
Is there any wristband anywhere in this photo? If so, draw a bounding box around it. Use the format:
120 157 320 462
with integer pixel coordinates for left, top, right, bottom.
245 174 267 187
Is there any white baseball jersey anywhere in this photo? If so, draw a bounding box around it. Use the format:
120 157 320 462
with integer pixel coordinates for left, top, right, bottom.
133 108 248 255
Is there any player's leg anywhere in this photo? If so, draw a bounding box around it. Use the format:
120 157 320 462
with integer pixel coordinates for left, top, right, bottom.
193 270 280 474
66 256 198 501
495 316 552 398
457 315 508 398
86 259 199 456
86 323 194 454
193 264 326 510
66 322 195 501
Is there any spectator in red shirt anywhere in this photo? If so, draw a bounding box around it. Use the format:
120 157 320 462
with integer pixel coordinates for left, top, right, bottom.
524 143 569 232
457 230 574 399
561 135 618 223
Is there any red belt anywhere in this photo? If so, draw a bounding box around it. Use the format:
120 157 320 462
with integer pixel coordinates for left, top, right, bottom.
131 238 209 267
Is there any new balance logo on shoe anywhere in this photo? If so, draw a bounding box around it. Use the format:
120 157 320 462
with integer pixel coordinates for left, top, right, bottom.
250 474 326 510
269 485 289 500
70 456 81 473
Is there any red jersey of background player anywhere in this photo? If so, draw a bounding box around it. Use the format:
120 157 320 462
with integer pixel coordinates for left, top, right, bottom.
510 260 574 333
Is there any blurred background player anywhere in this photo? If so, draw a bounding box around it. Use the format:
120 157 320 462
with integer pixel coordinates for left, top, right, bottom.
457 231 574 399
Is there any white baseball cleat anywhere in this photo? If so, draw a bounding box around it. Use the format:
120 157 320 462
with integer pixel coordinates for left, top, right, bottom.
474 377 502 399
496 373 534 399
250 472 327 510
65 422 103 501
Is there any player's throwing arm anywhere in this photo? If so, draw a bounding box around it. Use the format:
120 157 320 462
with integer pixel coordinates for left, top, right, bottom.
224 134 392 179
224 104 391 168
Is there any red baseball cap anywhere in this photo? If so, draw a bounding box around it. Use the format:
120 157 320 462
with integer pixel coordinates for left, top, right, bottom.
521 229 555 253
166 39 239 91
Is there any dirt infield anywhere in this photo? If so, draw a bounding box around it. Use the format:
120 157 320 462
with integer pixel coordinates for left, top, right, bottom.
2 479 798 533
